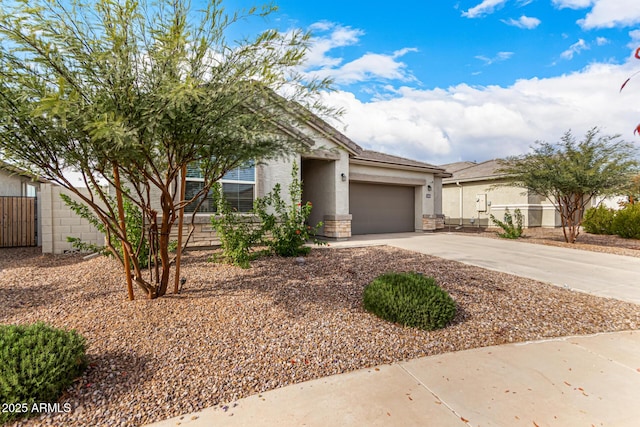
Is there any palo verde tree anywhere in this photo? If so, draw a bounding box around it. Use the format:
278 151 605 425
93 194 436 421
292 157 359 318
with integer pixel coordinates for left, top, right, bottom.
497 128 639 243
0 0 334 299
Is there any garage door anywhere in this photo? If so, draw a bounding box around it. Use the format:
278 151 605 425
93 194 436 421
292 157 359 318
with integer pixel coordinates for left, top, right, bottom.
350 182 415 234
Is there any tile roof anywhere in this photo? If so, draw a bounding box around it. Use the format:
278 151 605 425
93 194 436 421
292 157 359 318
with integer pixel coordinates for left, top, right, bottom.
354 149 448 173
442 159 507 183
440 161 477 174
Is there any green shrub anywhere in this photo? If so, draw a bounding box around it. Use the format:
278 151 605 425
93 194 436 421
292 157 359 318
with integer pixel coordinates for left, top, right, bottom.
0 323 87 423
255 162 325 257
210 183 266 268
582 205 616 235
362 272 456 331
211 163 325 265
611 203 640 239
489 207 524 239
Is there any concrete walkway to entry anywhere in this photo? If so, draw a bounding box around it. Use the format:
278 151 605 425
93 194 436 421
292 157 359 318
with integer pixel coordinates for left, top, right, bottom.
146 233 640 427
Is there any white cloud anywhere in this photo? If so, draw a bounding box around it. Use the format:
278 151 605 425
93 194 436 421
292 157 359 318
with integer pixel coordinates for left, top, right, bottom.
303 22 417 85
475 51 515 65
552 0 593 9
502 15 541 29
462 0 508 18
560 39 589 59
595 37 609 46
552 0 640 29
321 60 640 165
629 30 640 49
578 0 640 29
304 22 364 69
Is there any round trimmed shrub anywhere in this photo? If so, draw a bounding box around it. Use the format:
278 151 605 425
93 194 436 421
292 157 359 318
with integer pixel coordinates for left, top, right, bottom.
363 272 456 330
0 322 87 423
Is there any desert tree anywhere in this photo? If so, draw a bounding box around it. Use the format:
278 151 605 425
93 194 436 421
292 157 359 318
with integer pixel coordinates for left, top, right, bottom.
497 128 639 243
0 0 333 299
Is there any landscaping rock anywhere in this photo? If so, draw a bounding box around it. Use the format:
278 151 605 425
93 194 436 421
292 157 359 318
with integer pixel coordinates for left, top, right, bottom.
1 245 639 426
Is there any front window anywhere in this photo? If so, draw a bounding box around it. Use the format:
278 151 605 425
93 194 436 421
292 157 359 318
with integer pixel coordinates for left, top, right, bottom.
185 162 255 213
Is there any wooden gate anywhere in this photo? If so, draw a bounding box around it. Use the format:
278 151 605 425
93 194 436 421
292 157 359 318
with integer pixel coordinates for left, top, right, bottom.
0 197 37 247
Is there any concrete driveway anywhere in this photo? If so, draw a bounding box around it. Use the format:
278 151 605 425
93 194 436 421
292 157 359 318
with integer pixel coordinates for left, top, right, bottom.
329 232 640 304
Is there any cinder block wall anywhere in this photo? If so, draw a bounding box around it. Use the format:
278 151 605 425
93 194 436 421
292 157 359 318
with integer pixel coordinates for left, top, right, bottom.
40 183 106 254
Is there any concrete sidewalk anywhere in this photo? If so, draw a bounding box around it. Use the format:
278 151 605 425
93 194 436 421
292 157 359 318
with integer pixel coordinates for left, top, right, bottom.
148 331 640 427
146 233 640 427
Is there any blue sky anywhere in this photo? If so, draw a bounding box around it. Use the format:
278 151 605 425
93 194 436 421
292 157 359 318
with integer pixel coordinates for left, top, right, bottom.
223 0 640 165
268 0 634 95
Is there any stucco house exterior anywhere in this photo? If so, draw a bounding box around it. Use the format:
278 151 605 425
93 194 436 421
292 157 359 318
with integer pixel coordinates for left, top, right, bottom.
0 160 42 198
441 159 562 229
37 110 450 253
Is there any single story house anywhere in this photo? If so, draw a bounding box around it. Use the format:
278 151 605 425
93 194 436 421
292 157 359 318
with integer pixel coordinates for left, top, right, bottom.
0 159 42 198
37 110 451 253
440 159 562 229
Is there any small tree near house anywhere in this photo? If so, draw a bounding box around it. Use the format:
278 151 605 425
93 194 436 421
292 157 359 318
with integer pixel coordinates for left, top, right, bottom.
0 0 335 299
497 128 639 243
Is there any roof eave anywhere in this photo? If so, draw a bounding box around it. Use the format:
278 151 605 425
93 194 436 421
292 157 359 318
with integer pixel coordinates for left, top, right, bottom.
351 157 451 176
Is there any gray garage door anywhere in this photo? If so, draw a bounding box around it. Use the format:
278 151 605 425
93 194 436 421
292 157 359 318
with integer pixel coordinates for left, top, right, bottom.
350 182 415 235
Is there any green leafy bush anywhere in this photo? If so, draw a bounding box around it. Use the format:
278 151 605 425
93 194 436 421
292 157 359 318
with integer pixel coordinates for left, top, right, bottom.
0 323 87 423
582 205 616 235
363 272 456 331
255 163 325 257
210 183 267 268
489 207 524 239
611 203 640 239
211 163 325 265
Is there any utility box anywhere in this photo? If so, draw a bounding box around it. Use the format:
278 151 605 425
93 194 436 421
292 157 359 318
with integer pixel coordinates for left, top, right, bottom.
476 194 487 212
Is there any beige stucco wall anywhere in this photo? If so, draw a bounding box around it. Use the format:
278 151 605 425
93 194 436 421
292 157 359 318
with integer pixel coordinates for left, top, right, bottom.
443 178 560 228
40 183 106 254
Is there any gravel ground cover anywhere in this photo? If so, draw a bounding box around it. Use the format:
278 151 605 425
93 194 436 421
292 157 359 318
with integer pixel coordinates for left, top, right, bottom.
2 243 640 426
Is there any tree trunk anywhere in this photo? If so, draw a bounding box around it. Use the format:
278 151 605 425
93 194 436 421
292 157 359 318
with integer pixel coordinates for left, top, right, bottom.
174 165 186 294
113 165 135 300
156 187 174 297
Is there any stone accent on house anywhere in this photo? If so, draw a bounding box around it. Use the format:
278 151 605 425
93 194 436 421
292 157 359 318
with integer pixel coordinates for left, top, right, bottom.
323 214 352 240
422 214 441 231
169 215 220 248
168 214 263 248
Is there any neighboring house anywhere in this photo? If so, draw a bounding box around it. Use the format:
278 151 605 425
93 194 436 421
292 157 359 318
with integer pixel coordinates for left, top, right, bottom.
0 160 46 247
31 109 450 253
441 159 562 228
0 159 42 197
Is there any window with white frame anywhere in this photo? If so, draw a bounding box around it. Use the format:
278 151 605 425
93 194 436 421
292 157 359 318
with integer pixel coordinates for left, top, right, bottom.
184 162 255 213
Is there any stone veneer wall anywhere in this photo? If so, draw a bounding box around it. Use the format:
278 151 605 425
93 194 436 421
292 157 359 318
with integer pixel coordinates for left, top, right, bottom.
422 214 444 232
323 214 352 239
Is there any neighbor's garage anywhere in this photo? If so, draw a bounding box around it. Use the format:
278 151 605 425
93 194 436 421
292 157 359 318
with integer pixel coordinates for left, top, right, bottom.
349 182 415 235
